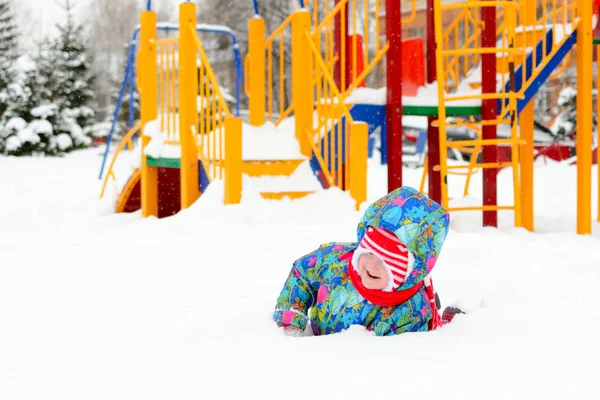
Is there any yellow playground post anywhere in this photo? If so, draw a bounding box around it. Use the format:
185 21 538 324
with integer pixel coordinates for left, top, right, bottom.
224 117 243 205
519 1 536 232
179 2 201 210
350 122 368 211
248 18 266 127
291 10 313 157
140 10 158 218
577 0 593 235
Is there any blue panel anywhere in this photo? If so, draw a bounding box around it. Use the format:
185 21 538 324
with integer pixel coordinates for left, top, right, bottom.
198 161 210 194
350 104 387 160
415 130 428 154
309 103 389 188
498 28 577 116
499 28 554 113
517 29 577 113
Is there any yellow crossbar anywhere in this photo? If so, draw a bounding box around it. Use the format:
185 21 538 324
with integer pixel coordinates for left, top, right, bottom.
439 162 515 170
440 1 519 11
440 48 525 57
448 205 516 212
444 93 525 103
446 139 525 147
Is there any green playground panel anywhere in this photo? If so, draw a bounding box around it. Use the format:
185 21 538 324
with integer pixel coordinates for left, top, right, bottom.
146 156 181 168
146 104 482 168
402 104 482 117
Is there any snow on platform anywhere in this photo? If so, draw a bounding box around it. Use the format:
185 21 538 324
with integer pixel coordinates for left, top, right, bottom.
242 119 304 160
245 160 323 193
142 119 305 161
345 85 483 108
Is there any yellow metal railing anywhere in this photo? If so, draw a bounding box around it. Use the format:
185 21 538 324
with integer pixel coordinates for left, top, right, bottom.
442 8 506 91
420 118 484 197
511 1 578 106
99 122 142 199
434 0 524 227
265 14 294 126
189 23 233 182
305 29 354 188
257 0 392 127
432 0 580 229
309 0 388 94
102 3 242 215
156 38 179 143
443 0 577 98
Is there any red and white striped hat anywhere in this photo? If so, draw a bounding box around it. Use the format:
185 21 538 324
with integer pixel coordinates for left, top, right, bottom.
351 226 414 292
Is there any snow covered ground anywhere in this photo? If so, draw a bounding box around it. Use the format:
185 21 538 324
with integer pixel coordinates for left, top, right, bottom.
1 147 599 399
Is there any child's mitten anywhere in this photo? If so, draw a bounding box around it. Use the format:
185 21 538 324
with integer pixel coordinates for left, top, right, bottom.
282 326 304 337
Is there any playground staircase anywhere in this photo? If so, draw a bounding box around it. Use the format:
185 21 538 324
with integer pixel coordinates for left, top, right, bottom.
100 2 332 219
432 0 580 226
248 0 390 196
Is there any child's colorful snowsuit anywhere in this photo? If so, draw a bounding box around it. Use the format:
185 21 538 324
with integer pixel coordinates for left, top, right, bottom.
273 187 450 336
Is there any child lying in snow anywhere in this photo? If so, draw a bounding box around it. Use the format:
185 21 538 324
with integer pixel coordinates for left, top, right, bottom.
273 186 456 336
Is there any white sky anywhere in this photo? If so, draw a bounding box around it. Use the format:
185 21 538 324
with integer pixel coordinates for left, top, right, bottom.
18 0 183 50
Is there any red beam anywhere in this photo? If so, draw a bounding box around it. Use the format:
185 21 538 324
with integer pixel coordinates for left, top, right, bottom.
426 0 441 203
334 0 349 90
386 0 403 191
481 6 498 227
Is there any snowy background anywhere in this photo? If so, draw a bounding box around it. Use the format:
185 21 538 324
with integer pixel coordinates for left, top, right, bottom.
18 0 183 47
1 0 599 398
1 148 599 399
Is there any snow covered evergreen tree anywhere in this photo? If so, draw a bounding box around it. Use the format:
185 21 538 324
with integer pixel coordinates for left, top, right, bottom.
0 1 17 56
1 1 98 156
0 0 18 120
36 0 96 151
0 52 54 157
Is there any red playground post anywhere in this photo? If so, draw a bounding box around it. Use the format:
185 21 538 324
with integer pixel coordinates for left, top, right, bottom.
481 5 498 226
386 0 403 191
334 0 350 91
426 0 441 204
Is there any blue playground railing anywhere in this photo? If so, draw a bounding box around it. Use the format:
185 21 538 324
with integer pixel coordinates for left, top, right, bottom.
98 23 245 180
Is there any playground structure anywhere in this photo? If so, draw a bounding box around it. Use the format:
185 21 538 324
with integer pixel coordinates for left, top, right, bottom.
98 22 244 182
99 0 598 234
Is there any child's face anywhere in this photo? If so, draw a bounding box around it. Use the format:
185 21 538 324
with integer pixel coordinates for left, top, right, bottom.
358 253 390 290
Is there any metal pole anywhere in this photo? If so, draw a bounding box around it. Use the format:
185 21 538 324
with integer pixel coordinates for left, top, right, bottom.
481 5 498 227
140 10 159 218
576 0 593 234
520 2 536 231
386 0 403 191
426 0 441 202
98 49 134 180
334 0 349 90
127 43 135 130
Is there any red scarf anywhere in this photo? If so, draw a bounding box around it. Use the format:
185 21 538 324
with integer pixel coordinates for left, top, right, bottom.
343 252 423 306
343 252 443 330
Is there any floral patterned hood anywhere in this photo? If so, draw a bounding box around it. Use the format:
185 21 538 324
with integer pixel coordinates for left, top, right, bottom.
355 187 451 290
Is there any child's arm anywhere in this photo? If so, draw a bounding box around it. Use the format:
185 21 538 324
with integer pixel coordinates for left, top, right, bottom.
273 250 320 332
386 292 431 335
